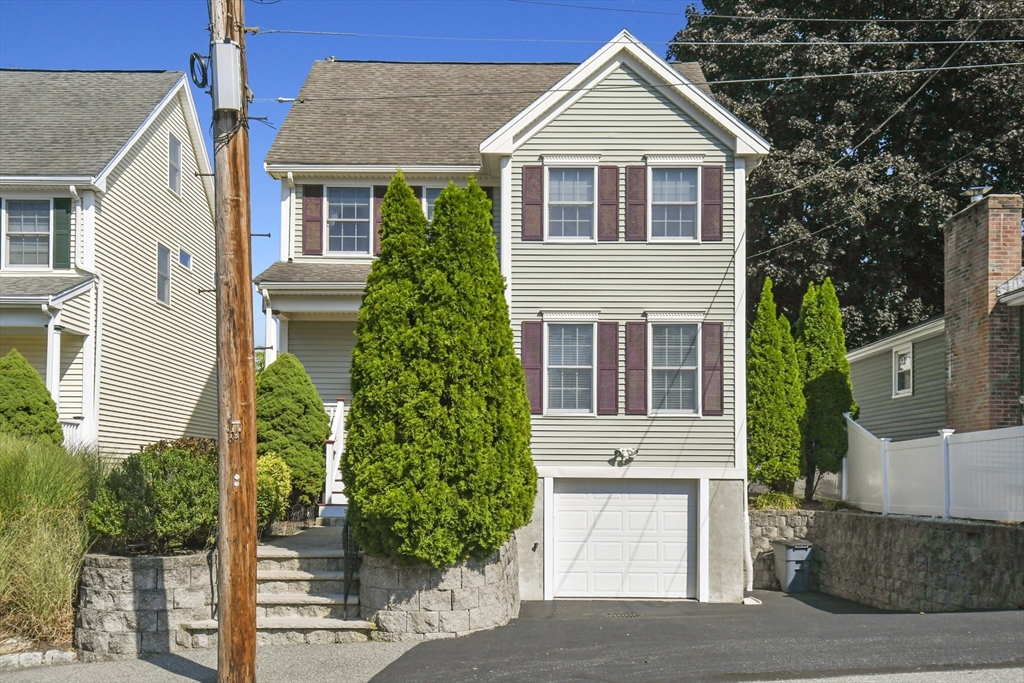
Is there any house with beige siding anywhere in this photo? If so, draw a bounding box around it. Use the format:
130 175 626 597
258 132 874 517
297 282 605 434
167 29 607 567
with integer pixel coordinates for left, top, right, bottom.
256 32 769 602
0 70 217 453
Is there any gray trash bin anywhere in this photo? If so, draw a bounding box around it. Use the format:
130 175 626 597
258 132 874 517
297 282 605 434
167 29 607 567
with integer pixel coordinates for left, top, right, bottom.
772 539 813 592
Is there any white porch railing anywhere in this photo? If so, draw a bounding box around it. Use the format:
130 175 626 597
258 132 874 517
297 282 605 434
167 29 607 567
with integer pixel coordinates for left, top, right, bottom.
843 415 1024 522
61 419 87 450
323 399 347 509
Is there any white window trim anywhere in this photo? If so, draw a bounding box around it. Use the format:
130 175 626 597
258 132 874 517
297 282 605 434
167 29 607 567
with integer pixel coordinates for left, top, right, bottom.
323 183 374 257
168 133 182 197
892 344 913 398
1 197 54 271
156 242 172 307
178 248 193 270
544 161 599 244
646 163 701 243
543 320 598 417
648 320 702 417
421 184 449 221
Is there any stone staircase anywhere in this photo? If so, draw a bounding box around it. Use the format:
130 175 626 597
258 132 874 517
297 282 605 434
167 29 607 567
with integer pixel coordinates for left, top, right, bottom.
180 526 371 647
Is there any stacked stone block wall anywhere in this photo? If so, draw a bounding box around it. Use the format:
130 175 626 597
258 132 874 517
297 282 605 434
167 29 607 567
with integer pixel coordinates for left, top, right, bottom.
360 538 519 641
75 552 216 661
750 509 1024 612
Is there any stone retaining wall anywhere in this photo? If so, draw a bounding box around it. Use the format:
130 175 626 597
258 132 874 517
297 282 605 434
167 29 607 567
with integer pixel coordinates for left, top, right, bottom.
750 509 1024 612
360 538 519 641
75 552 216 661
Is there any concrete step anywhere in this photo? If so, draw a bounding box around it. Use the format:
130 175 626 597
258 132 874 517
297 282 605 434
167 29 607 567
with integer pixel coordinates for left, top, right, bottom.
256 546 348 573
257 569 359 595
256 592 359 619
179 617 374 648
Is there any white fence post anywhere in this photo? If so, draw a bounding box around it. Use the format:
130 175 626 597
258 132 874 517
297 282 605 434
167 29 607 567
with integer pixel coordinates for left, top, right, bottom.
841 454 848 501
938 429 955 519
881 437 892 515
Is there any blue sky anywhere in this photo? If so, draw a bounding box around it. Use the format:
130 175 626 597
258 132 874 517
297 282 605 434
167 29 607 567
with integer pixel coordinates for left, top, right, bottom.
0 0 698 343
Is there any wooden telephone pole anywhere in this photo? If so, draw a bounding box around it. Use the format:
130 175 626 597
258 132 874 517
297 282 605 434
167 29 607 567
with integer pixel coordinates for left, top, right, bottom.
208 0 257 681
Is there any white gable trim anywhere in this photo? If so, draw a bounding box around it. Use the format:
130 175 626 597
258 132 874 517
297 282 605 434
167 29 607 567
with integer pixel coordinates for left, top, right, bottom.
480 30 770 158
846 318 945 362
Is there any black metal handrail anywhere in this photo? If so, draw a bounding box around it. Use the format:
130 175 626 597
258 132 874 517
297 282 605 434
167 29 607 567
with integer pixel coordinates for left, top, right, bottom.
342 517 361 617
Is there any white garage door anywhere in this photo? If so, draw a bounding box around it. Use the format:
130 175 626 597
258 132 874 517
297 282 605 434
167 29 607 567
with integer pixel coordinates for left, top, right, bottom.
553 479 697 598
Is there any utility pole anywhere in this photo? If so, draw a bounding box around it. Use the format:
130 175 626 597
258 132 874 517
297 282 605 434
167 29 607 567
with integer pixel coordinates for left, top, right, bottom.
207 0 256 681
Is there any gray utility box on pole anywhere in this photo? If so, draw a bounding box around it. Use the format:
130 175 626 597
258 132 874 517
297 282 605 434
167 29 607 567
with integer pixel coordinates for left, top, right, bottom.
772 539 813 593
211 41 242 111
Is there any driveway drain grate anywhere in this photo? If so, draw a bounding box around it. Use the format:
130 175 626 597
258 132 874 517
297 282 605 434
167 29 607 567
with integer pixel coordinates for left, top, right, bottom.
604 611 643 619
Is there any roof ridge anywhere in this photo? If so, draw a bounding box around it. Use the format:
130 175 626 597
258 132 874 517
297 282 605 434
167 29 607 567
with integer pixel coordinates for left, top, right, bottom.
0 68 180 74
317 59 579 65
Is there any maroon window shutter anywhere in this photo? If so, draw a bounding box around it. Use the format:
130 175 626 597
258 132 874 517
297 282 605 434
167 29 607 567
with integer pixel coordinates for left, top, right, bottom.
597 321 619 415
521 321 544 415
702 322 724 416
598 166 619 241
521 165 543 241
701 166 723 242
625 166 647 241
625 321 647 415
301 185 323 255
373 186 386 255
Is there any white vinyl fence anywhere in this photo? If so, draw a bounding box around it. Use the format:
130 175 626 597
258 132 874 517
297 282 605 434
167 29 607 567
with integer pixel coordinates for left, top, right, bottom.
842 415 1024 522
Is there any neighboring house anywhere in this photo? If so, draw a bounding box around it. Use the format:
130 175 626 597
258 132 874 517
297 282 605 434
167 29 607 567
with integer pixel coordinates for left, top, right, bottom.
0 70 218 453
256 31 769 603
847 193 1023 441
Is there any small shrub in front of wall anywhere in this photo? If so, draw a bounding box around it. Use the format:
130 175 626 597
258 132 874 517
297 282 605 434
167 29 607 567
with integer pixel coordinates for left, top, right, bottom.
255 353 331 507
256 452 292 532
0 349 63 446
751 491 801 511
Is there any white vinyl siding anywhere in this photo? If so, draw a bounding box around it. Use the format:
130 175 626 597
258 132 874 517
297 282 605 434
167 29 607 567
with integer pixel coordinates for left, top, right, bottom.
287 320 358 404
650 323 699 415
0 333 46 379
59 333 85 419
59 287 93 334
510 63 736 467
4 199 51 267
95 96 217 453
326 187 372 254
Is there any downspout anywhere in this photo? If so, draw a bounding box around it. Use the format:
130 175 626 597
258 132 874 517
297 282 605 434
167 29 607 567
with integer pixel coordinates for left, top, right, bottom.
285 171 295 262
93 273 105 448
69 185 81 268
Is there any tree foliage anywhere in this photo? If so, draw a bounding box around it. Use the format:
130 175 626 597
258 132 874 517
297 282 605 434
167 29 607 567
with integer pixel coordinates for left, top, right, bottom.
796 279 857 498
256 452 292 532
747 278 802 489
343 174 536 568
0 349 62 446
669 1 1024 347
255 353 331 507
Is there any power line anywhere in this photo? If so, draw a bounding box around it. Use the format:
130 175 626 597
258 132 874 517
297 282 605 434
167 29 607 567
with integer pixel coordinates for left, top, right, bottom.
254 61 1023 104
746 128 1021 261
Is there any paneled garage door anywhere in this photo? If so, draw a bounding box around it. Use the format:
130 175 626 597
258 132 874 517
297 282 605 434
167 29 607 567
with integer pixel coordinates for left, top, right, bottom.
553 479 697 598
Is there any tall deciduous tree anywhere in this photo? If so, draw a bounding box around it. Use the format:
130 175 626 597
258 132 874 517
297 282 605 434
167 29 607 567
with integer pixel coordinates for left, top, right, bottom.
669 1 1024 347
796 278 857 499
747 278 802 490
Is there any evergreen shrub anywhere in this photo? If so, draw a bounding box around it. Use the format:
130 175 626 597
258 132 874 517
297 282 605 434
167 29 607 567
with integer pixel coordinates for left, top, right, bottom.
255 353 331 507
0 349 63 446
256 452 292 531
343 174 536 568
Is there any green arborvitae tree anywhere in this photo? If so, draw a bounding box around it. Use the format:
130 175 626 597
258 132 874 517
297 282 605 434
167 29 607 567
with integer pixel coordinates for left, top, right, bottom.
344 175 536 568
668 2 1024 348
778 313 806 471
0 349 62 445
747 278 801 491
255 353 331 507
796 278 857 500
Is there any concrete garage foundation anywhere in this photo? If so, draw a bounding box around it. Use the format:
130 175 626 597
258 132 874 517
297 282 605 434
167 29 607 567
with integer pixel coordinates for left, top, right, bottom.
515 480 545 600
707 479 746 602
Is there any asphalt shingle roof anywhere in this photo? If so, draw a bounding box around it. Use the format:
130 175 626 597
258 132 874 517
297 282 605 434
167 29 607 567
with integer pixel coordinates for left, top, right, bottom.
254 261 372 286
0 70 183 177
265 61 711 167
0 274 94 299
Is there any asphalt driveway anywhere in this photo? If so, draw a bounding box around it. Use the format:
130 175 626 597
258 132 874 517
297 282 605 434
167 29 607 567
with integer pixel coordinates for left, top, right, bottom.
371 590 1024 683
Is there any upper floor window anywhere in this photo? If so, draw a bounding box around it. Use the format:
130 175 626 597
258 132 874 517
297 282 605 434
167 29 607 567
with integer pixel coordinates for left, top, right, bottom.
650 168 698 240
326 187 371 254
547 168 594 240
547 323 594 414
893 345 912 397
168 134 182 196
425 187 443 222
5 199 51 267
650 323 699 414
157 243 171 306
179 248 192 269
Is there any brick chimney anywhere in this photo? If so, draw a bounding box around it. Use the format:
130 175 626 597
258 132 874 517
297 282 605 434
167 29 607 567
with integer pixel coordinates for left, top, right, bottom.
944 194 1023 432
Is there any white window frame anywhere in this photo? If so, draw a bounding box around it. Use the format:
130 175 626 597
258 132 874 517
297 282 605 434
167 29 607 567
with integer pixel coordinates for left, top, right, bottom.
544 159 599 243
323 183 374 257
1 197 54 270
178 248 193 270
168 133 182 197
156 242 172 307
648 319 703 417
892 344 913 398
543 319 598 417
647 163 701 243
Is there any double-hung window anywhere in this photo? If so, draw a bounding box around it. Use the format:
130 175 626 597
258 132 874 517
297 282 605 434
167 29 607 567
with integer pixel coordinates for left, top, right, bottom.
650 168 698 240
5 200 51 267
547 168 595 240
650 323 699 414
893 345 913 397
547 323 594 413
326 187 371 254
156 243 171 306
168 134 182 196
424 187 443 222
